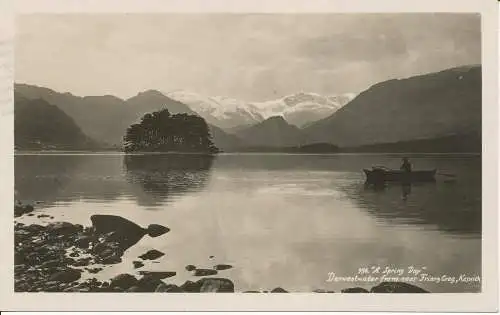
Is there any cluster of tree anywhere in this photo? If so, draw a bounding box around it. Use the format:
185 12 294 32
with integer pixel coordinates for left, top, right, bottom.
123 109 219 153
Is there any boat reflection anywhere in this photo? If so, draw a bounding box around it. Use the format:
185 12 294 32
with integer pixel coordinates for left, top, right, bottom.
349 179 480 236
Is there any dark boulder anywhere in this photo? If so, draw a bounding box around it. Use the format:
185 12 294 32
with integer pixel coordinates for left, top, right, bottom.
138 271 176 279
180 280 201 292
75 235 92 248
133 261 144 269
138 249 165 260
46 222 80 236
370 282 429 293
14 204 34 217
193 268 218 277
136 275 165 292
197 278 234 293
110 274 138 290
185 264 196 271
271 287 288 293
213 264 232 271
146 224 170 237
48 268 82 283
90 215 170 252
127 286 141 292
155 283 182 292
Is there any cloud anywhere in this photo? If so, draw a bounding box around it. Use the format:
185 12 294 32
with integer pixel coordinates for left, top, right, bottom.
15 13 481 101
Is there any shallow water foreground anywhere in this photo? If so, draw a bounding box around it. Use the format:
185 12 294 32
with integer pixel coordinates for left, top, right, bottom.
14 153 482 292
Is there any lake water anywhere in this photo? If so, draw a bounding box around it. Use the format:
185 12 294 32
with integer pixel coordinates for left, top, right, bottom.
14 153 482 293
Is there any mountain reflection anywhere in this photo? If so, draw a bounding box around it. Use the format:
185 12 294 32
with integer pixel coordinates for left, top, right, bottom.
123 154 214 206
344 181 481 236
15 154 84 205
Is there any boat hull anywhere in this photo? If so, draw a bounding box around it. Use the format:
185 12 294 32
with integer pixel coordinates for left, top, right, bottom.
364 169 436 183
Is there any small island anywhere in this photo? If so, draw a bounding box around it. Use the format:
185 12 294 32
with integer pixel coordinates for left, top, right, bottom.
123 109 219 154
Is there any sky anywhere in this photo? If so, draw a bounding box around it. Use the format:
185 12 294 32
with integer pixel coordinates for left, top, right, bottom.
15 13 481 101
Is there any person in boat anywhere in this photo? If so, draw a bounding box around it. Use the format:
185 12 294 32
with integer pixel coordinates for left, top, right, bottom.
400 157 412 172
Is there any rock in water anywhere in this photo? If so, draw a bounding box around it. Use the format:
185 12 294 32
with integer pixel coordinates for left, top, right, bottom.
341 287 369 293
133 261 144 269
155 283 182 292
213 264 232 271
138 249 165 260
90 215 169 251
193 269 218 277
180 280 201 292
370 282 429 293
136 275 165 292
197 278 234 293
49 268 82 283
146 224 170 237
110 274 138 290
271 287 288 293
138 271 176 279
185 264 196 271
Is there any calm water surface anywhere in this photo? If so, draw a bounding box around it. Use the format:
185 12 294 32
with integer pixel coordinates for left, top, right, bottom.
15 153 482 292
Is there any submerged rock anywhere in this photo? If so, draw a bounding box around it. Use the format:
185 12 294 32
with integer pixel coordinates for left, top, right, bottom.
370 282 429 293
138 249 165 260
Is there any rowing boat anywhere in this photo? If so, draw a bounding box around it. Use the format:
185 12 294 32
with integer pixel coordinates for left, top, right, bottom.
363 167 436 183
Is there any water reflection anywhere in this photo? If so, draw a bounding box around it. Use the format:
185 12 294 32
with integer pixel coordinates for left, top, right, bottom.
123 154 214 206
345 181 481 236
15 154 84 205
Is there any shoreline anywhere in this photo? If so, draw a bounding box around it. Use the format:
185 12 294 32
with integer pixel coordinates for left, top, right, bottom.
14 203 430 293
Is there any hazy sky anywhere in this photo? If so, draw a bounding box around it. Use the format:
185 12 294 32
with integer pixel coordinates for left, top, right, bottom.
16 14 481 101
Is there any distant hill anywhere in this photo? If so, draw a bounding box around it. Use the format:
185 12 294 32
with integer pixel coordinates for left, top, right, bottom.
14 95 97 150
235 116 309 147
207 124 246 152
304 65 481 147
14 84 241 151
14 84 197 147
342 132 481 153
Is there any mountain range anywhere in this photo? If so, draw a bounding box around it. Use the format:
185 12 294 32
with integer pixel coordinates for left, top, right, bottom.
303 65 481 147
14 94 96 150
166 90 355 129
14 64 482 153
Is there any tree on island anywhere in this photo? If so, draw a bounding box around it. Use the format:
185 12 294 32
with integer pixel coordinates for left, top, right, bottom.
123 109 219 153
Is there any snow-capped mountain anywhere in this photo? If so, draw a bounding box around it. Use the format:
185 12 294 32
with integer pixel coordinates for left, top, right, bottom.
165 90 356 130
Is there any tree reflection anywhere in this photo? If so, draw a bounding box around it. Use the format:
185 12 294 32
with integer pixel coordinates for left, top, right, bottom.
123 154 214 207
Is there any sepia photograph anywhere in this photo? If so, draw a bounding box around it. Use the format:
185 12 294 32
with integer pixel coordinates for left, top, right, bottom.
0 0 498 312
